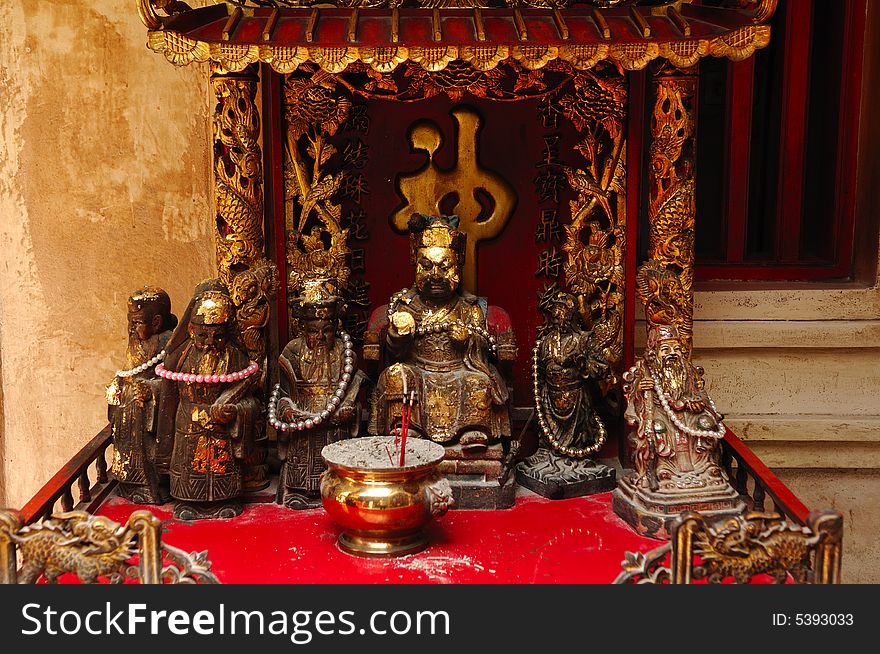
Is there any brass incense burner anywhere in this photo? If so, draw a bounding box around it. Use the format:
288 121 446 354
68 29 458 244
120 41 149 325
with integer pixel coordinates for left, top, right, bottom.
320 436 454 558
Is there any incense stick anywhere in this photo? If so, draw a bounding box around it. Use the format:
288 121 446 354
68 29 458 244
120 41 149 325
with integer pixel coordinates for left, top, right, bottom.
399 390 414 467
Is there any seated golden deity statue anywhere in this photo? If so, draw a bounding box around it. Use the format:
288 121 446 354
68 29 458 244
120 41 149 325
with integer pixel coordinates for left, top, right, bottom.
369 214 512 453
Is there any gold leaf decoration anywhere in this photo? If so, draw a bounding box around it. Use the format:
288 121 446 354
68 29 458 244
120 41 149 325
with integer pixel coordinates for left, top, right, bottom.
609 43 660 71
359 46 410 73
258 45 308 75
557 44 610 71
709 25 772 61
209 43 260 73
459 46 510 72
148 31 210 67
510 45 560 71
659 40 710 69
409 46 459 72
308 47 359 74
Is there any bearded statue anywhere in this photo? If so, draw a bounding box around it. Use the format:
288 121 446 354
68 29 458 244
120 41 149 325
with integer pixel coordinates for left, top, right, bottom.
612 323 745 539
106 287 177 504
365 214 518 509
269 277 367 509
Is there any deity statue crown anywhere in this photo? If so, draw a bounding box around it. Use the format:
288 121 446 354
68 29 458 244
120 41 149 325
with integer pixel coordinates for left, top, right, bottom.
646 323 681 351
191 290 234 326
128 287 168 313
291 277 344 320
408 214 467 266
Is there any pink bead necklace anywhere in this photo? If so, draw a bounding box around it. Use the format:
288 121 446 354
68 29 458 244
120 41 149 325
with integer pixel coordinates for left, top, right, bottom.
155 361 259 384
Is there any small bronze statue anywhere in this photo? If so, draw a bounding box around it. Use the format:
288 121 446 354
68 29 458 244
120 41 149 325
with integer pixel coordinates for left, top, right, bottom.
106 288 177 504
268 278 367 509
516 289 617 498
366 214 518 508
157 285 261 520
613 322 745 539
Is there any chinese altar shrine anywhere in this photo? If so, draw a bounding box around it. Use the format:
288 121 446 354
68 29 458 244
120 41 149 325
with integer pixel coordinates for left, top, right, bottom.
0 0 846 585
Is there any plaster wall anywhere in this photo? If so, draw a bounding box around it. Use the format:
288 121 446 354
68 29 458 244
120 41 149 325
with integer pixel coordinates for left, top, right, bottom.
0 0 214 508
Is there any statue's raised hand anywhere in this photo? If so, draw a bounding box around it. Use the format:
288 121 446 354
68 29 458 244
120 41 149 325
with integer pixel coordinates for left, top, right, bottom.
210 403 238 424
390 311 416 337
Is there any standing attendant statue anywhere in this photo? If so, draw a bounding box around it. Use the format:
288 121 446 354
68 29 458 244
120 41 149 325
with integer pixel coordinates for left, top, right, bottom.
106 287 177 504
157 286 261 520
268 278 367 509
516 290 617 498
613 323 745 539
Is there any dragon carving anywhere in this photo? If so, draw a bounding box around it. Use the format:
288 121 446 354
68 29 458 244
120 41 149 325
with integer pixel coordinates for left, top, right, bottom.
635 259 691 349
229 259 281 364
213 71 265 289
647 75 696 352
5 511 137 584
690 512 821 584
615 510 843 584
0 509 222 584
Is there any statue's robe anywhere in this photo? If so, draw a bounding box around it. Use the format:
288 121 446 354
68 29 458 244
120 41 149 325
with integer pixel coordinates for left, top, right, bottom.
108 330 172 504
167 342 259 504
276 338 367 505
370 289 510 444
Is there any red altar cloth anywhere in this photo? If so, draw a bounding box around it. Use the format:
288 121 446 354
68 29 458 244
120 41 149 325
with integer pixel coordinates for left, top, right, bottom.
97 492 660 584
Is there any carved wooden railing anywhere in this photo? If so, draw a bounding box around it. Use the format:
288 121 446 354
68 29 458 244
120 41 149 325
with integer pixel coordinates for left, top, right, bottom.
18 421 810 532
720 426 810 525
19 425 115 525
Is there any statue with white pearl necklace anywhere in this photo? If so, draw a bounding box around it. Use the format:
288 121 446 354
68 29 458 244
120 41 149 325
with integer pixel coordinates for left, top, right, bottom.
613 321 745 540
271 278 367 509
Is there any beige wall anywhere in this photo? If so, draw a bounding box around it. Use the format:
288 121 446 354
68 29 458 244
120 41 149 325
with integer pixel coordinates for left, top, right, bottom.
0 0 214 508
690 276 880 583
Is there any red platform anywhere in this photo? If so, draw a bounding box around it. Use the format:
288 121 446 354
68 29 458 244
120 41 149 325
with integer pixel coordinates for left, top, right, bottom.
97 491 659 584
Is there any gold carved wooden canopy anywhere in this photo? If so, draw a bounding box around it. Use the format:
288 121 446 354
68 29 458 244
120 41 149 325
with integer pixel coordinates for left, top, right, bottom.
139 1 774 74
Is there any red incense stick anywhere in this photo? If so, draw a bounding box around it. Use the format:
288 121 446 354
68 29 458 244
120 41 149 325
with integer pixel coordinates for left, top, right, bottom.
399 391 414 467
398 400 409 466
396 373 408 455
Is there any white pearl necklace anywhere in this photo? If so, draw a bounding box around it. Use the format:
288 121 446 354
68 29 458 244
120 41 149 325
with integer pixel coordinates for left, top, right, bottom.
267 331 355 432
387 288 498 355
532 338 606 457
116 350 166 378
648 365 726 440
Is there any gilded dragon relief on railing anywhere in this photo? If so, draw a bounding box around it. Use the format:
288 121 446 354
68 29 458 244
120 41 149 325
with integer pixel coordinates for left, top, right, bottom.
0 509 219 584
